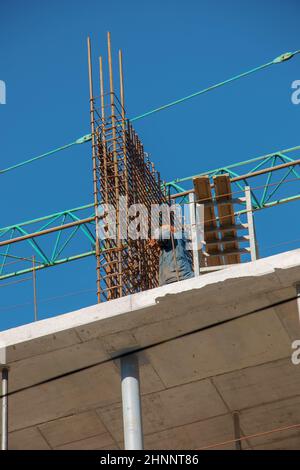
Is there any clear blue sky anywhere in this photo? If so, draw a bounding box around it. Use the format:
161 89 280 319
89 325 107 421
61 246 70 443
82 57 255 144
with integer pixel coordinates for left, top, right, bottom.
0 0 299 330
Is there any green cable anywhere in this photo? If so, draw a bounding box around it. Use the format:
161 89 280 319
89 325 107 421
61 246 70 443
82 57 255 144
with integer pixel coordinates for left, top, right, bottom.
131 61 272 122
1 50 299 175
0 142 75 175
131 50 300 122
0 134 91 175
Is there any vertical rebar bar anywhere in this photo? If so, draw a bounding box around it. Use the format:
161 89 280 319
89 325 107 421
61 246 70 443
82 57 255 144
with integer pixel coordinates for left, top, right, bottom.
87 36 101 303
99 55 113 300
119 49 128 194
118 49 131 285
107 32 122 298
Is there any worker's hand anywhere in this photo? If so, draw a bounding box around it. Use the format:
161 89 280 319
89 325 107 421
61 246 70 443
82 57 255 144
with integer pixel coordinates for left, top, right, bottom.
148 238 158 248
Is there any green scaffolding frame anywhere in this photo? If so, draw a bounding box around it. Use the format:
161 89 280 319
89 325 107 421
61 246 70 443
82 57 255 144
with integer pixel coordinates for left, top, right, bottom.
0 145 299 281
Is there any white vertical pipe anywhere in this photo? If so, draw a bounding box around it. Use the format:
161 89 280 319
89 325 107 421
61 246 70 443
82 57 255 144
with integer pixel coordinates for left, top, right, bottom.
245 186 258 261
189 192 201 276
121 354 143 450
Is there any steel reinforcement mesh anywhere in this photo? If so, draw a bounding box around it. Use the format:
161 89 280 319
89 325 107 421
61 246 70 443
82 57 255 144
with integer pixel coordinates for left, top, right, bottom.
92 93 166 301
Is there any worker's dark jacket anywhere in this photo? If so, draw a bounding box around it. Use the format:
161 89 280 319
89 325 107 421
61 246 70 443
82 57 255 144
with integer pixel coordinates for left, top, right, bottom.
158 231 194 286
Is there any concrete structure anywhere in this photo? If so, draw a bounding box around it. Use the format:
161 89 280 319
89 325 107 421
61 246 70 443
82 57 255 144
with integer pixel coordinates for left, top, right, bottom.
0 249 300 450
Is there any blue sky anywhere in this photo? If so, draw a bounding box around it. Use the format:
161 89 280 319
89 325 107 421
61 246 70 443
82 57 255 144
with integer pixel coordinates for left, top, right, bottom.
0 0 299 330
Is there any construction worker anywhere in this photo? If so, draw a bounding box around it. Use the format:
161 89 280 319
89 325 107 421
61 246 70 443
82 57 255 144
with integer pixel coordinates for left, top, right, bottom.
149 224 194 286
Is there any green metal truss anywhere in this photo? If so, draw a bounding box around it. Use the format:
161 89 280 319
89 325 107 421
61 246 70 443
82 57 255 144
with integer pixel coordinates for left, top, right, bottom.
0 204 95 280
166 145 300 208
0 146 299 281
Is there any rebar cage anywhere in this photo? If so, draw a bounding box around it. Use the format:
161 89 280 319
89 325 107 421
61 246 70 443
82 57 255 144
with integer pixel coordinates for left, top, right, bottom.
88 35 166 302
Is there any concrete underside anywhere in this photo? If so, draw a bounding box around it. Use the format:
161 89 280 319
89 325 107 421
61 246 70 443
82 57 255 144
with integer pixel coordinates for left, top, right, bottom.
1 249 300 450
